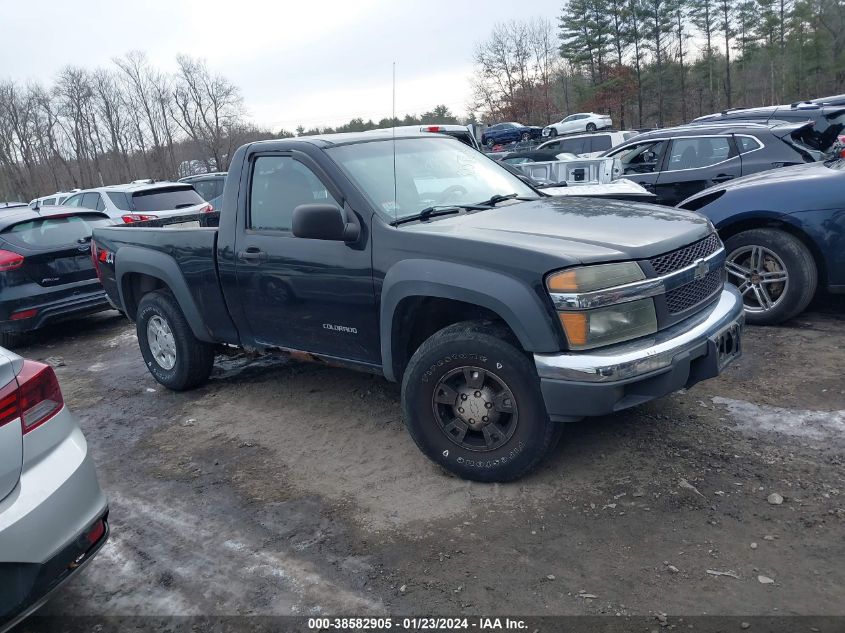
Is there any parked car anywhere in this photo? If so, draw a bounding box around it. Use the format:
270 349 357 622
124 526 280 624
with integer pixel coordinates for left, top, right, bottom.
366 124 481 151
678 159 845 324
691 102 845 155
0 206 114 347
599 122 820 206
0 346 109 633
62 182 212 223
542 113 613 138
537 131 639 157
29 190 80 209
92 130 744 483
481 122 543 147
178 173 226 211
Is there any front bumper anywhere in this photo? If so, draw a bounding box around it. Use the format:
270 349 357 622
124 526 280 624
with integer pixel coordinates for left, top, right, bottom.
534 287 745 421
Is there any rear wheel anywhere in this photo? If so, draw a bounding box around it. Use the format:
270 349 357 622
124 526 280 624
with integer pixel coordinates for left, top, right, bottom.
724 228 817 325
401 321 560 482
586 122 597 132
136 290 215 390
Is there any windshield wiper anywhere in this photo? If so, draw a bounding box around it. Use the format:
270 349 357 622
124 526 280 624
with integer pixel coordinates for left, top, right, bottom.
391 204 486 226
472 193 537 207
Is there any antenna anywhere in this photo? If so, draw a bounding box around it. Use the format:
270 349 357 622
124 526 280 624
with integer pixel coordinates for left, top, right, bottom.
392 62 397 224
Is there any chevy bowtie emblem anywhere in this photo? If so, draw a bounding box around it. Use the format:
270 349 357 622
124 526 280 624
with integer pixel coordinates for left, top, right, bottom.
693 258 709 281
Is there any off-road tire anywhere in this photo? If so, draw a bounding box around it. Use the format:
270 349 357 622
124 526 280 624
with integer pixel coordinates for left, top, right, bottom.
401 320 559 482
724 228 817 325
136 290 215 390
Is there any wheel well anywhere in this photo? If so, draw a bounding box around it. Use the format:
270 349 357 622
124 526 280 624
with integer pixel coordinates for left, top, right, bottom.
121 273 168 321
718 218 827 286
391 296 518 382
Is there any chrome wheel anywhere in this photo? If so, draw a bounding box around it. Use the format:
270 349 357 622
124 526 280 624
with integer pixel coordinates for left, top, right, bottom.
147 315 176 370
431 366 519 452
726 245 789 313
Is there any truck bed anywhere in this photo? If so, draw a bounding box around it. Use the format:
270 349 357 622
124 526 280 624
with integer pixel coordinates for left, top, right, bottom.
92 212 239 344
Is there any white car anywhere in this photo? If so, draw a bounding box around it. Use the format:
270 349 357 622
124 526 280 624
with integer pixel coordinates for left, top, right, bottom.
28 190 80 209
62 182 212 223
0 348 108 632
542 113 613 138
537 130 639 158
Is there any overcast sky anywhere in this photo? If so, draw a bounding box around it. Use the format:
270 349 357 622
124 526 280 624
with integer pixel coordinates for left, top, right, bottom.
1 0 561 131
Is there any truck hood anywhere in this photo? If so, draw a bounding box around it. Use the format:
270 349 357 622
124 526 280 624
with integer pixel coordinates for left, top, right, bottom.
401 196 712 263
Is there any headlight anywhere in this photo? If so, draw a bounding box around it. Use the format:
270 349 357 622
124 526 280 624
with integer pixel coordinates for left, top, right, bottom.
558 298 657 350
546 262 645 293
546 263 656 350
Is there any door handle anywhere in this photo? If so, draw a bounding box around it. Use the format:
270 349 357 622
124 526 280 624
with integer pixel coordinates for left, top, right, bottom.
712 174 735 183
238 247 267 263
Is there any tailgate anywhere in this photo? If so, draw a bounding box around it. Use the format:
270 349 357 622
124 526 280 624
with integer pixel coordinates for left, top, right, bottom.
0 351 22 502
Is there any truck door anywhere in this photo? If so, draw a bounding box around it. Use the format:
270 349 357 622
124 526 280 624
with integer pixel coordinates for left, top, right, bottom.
606 139 668 196
232 153 379 364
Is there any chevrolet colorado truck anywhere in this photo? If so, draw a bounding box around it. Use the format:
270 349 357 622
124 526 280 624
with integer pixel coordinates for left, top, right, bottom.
91 131 745 482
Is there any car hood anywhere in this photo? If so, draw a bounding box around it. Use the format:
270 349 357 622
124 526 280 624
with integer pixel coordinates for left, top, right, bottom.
401 196 712 264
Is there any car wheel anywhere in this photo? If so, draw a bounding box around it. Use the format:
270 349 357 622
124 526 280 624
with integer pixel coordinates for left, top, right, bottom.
724 228 817 325
586 123 597 132
485 137 494 147
401 320 560 482
136 290 215 390
547 128 557 138
520 132 530 142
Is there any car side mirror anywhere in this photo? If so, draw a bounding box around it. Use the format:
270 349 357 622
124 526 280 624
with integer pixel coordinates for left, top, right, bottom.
292 203 360 242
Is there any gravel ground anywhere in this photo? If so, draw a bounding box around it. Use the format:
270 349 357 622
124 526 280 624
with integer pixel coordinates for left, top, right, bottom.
10 296 845 623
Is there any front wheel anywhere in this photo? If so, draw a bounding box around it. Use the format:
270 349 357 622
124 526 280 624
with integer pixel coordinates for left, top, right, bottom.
520 132 530 142
547 128 557 138
136 290 215 390
724 228 817 325
586 122 597 132
401 321 560 482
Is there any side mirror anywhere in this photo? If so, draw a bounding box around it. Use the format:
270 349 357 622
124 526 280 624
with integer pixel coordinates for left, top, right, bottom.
292 204 359 242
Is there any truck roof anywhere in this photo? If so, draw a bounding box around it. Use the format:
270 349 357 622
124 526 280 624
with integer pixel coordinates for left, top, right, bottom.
251 129 447 149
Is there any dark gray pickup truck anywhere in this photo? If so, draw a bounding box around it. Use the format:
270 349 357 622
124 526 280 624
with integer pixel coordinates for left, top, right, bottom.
92 130 745 482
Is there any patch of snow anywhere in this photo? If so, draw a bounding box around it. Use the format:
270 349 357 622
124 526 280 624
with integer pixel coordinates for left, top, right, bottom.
713 397 845 442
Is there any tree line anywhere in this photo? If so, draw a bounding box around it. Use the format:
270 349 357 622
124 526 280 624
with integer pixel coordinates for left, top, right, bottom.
2 1 843 201
0 52 277 202
471 0 844 129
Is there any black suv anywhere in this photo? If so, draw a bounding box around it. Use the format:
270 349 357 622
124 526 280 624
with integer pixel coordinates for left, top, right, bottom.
691 102 845 154
600 122 819 206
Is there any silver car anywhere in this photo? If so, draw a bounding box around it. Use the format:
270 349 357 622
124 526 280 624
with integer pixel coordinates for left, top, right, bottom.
0 348 108 632
62 181 211 223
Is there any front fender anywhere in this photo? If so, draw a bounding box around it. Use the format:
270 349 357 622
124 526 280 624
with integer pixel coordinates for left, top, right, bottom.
115 246 213 343
380 259 561 382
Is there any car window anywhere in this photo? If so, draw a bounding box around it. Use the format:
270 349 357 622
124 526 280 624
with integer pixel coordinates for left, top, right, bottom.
541 141 560 150
667 137 733 170
42 198 56 206
132 187 205 212
249 156 339 232
96 196 106 212
192 180 220 202
80 192 100 210
590 135 613 152
502 157 534 165
106 191 130 210
736 136 763 153
560 137 588 154
561 115 574 122
63 194 82 207
612 140 669 174
1 214 111 249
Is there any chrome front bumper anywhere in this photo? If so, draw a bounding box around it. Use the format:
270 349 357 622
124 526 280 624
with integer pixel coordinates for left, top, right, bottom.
534 287 745 420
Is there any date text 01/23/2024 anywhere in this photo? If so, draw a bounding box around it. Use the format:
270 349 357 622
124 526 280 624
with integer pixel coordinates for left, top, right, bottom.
306 617 529 630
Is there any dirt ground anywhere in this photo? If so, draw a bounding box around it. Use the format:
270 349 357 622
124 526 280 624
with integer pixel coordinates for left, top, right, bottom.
13 296 845 622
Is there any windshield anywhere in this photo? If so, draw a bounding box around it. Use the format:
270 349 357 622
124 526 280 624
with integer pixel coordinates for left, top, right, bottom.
327 137 536 222
131 186 205 212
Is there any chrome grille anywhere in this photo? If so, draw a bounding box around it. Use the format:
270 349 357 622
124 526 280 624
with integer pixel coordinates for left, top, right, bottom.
665 269 723 314
649 233 721 276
